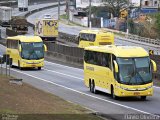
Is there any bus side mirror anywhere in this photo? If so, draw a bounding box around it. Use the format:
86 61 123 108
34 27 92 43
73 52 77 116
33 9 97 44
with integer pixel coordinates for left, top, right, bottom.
44 44 47 52
19 45 22 52
151 60 157 72
113 60 119 73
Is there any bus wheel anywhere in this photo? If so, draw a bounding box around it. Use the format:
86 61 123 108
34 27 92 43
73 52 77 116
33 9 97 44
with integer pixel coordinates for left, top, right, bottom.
91 80 97 94
18 61 22 70
111 86 117 100
10 60 13 68
38 67 41 70
89 80 91 92
141 96 146 100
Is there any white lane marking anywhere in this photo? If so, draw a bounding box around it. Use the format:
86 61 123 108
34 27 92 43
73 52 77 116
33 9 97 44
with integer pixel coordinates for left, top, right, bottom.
43 68 83 80
43 65 160 89
45 61 83 71
10 68 160 116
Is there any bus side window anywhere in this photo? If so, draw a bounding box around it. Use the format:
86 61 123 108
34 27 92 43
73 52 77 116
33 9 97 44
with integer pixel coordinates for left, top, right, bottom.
84 50 89 63
7 39 9 48
102 53 107 67
15 40 18 49
81 33 86 41
7 39 11 48
93 34 96 42
90 51 96 64
86 34 89 41
97 52 102 66
108 54 112 69
89 34 96 42
102 53 110 68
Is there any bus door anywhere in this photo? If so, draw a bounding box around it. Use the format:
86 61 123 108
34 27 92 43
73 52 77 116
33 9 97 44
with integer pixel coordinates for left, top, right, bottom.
101 53 112 90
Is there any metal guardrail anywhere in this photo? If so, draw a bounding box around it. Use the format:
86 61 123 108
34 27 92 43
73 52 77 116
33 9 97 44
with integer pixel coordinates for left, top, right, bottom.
104 28 160 46
126 34 160 45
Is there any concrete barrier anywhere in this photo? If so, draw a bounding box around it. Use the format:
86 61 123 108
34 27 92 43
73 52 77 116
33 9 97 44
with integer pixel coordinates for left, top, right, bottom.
59 32 78 44
45 51 83 67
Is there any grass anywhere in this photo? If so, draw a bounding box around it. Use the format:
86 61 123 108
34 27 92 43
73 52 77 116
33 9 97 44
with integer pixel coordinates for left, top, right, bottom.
60 14 68 20
0 75 103 120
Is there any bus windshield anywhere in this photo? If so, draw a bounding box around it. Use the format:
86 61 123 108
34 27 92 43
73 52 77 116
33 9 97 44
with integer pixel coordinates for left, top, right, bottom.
21 42 44 60
117 57 152 85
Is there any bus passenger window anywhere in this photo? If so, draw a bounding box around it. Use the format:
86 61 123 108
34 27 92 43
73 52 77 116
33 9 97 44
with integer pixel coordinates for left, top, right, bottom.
84 50 89 62
86 34 89 41
102 54 107 67
102 53 110 67
97 53 102 66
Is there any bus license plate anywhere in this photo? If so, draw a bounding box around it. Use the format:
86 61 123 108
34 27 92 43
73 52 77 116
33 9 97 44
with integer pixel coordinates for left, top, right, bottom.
134 92 140 95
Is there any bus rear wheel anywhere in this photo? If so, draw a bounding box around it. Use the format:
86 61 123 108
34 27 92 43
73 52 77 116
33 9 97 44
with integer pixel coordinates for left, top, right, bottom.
18 61 22 70
38 67 41 70
111 86 118 100
90 80 97 94
141 96 146 100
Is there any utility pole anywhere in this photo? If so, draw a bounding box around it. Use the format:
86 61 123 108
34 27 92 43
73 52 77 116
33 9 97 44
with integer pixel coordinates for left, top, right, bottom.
140 0 142 10
66 0 70 24
58 0 60 20
89 0 91 28
126 0 129 34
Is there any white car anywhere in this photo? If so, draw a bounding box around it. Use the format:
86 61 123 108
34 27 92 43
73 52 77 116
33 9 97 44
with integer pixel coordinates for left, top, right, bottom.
44 14 52 19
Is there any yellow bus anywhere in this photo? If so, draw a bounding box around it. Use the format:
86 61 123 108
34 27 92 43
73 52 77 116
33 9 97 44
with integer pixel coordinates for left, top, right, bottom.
84 45 157 100
6 36 47 70
78 29 114 48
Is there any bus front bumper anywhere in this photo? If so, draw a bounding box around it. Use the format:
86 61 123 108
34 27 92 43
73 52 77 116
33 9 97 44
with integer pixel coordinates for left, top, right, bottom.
21 60 44 68
115 86 153 97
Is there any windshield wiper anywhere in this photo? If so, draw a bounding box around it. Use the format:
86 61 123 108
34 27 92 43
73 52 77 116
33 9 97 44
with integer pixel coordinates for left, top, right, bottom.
136 71 146 84
27 49 40 60
28 49 34 60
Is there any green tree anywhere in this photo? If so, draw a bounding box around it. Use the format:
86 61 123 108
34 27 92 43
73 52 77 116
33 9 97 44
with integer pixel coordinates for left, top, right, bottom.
91 6 110 18
103 0 128 17
155 13 160 37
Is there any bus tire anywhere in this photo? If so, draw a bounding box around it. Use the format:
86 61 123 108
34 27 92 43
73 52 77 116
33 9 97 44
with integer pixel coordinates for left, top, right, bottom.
141 96 146 100
89 80 91 92
10 60 13 68
18 61 22 70
38 67 41 70
111 86 117 100
91 80 97 94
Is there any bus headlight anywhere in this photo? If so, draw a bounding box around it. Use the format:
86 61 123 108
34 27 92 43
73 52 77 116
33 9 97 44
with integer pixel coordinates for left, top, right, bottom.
146 85 153 89
24 61 43 64
117 86 128 90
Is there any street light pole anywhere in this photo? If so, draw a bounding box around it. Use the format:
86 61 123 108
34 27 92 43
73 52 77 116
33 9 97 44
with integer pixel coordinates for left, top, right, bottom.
89 0 91 28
